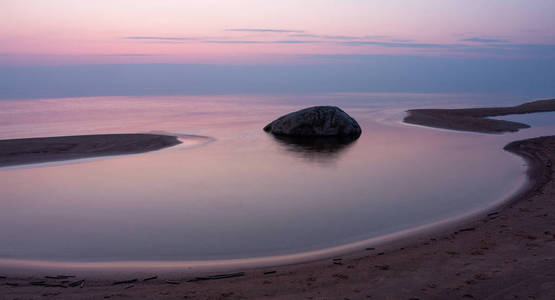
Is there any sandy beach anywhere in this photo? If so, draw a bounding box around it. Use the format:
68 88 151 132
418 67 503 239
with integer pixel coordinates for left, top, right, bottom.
1 103 555 299
0 134 182 167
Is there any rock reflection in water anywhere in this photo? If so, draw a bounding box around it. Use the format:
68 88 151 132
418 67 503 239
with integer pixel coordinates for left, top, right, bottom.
268 134 358 164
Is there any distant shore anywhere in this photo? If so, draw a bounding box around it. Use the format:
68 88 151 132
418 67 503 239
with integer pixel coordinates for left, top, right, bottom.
1 102 555 299
404 98 555 133
0 134 182 167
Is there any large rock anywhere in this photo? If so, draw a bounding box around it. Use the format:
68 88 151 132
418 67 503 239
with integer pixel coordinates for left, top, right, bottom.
263 106 361 138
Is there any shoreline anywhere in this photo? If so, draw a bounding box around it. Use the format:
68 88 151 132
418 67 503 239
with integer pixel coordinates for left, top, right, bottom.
2 104 555 298
0 134 182 167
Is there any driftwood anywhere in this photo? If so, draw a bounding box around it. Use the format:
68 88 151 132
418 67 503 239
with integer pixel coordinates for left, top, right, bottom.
187 272 245 282
143 276 158 281
263 271 277 275
44 284 67 288
45 275 75 280
69 280 85 287
113 278 138 285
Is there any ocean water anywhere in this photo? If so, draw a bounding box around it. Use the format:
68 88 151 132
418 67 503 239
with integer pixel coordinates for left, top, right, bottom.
0 93 551 265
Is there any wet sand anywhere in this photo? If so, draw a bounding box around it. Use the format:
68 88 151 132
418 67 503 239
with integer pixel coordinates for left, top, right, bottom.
404 98 555 133
2 104 555 299
0 134 182 167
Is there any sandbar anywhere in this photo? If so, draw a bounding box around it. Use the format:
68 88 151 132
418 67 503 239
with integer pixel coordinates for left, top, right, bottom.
404 98 555 133
0 134 182 167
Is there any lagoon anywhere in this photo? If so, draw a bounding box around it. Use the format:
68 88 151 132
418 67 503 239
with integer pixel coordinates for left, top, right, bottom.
0 93 549 263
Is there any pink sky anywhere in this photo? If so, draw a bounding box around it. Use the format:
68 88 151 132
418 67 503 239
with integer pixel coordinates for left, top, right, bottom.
2 0 555 65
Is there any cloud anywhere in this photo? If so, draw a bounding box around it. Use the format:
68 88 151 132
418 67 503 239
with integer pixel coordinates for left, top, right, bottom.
389 39 414 43
288 33 361 40
203 40 266 44
203 36 455 49
342 41 459 49
142 41 189 44
339 36 555 56
322 35 360 40
289 33 320 38
123 36 197 41
224 29 408 43
225 28 304 33
119 32 554 58
363 35 390 39
202 40 322 44
102 53 161 56
500 43 555 56
274 40 323 44
461 37 509 43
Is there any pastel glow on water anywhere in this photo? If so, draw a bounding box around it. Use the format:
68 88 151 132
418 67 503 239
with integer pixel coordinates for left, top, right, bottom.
0 94 546 263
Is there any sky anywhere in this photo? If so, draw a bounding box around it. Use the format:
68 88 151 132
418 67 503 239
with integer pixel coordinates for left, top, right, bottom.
2 0 555 65
1 0 555 98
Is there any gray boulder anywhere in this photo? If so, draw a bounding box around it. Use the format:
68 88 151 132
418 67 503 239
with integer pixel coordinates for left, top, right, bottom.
263 106 361 138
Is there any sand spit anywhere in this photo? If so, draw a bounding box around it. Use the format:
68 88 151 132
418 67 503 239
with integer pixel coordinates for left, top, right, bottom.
0 134 182 167
404 98 555 133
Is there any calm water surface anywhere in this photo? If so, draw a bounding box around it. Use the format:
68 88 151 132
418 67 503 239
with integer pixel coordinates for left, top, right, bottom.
0 93 551 263
491 111 555 127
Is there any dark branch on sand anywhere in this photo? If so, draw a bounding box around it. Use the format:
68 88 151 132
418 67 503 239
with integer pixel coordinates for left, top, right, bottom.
187 272 245 282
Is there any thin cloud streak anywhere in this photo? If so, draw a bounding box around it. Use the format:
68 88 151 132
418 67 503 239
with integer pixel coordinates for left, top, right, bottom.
123 36 197 41
389 39 414 43
119 31 555 58
203 40 266 44
202 40 323 44
275 40 323 44
363 35 391 39
226 28 304 33
142 41 189 44
289 33 360 40
289 33 320 38
462 37 510 43
323 35 360 40
102 53 162 56
343 40 555 56
342 41 460 49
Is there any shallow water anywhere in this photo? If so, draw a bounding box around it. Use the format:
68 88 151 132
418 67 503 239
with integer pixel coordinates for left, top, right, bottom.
0 93 551 263
491 111 555 128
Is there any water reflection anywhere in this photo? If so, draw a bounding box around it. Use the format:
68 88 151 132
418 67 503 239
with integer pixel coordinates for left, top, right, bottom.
0 94 535 262
268 134 359 164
